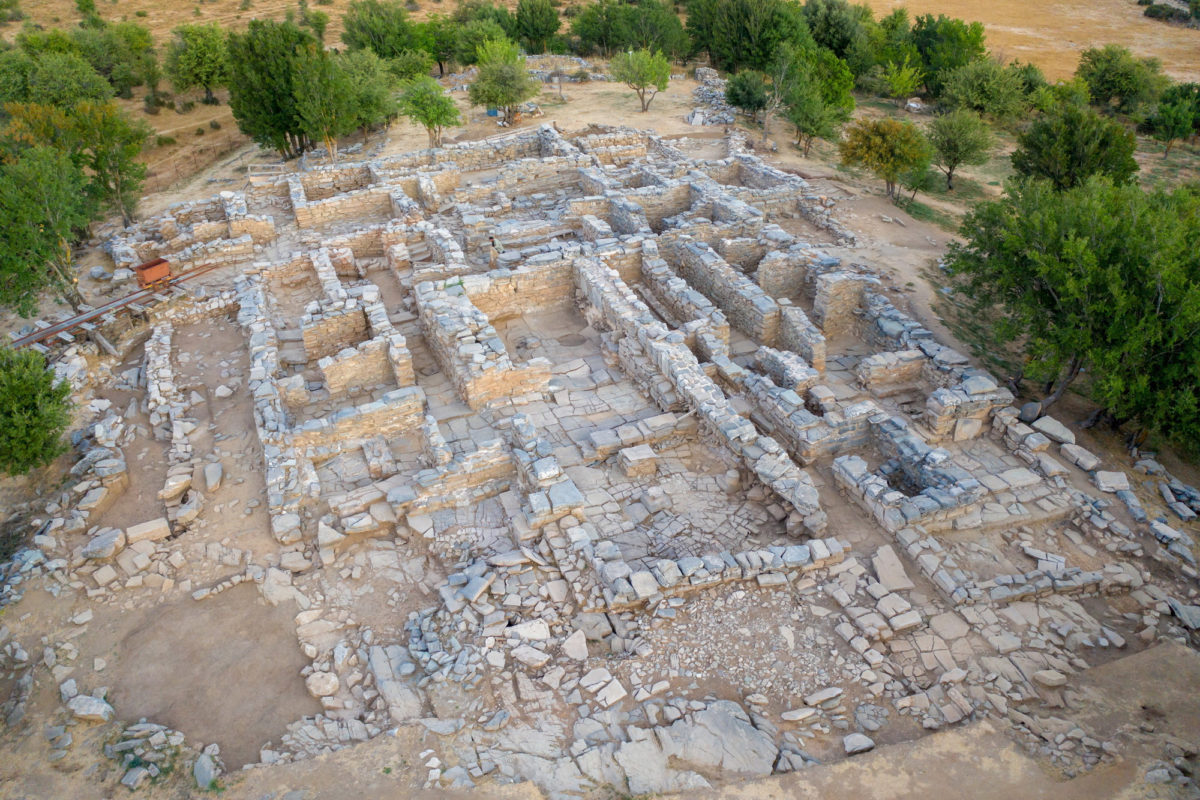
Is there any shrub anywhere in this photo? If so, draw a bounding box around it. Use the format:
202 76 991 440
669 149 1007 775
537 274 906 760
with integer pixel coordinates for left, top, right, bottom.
155 134 177 146
209 118 221 129
0 348 73 476
195 126 206 135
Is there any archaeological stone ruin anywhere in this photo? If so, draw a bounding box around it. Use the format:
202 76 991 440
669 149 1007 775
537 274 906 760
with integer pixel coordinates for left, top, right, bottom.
3 124 1200 797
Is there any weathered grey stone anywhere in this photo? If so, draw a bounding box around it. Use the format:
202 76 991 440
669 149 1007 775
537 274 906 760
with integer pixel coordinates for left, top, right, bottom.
67 694 113 722
657 701 776 776
843 733 875 755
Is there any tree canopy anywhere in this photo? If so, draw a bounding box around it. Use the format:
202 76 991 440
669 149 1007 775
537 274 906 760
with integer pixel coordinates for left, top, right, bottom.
165 23 228 104
341 0 424 59
946 177 1200 446
687 0 815 73
227 20 316 159
0 347 73 477
928 108 992 190
839 117 930 201
398 75 461 146
1011 102 1138 191
610 48 671 112
911 13 986 96
1075 44 1166 116
514 0 560 53
467 37 540 125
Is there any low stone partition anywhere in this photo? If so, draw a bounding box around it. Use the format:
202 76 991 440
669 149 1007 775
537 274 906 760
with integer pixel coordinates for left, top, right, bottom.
293 185 393 229
458 258 577 320
292 385 425 450
575 257 826 535
300 300 368 362
662 236 780 345
640 248 729 351
777 303 826 372
583 412 697 461
317 333 413 396
813 271 879 338
924 374 1015 442
415 281 552 410
856 350 926 392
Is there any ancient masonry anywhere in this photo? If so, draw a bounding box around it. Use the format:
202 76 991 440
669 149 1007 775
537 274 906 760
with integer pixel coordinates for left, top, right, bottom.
6 125 1200 797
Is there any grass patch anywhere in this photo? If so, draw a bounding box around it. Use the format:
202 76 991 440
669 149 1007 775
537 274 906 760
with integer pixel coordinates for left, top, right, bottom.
895 197 958 232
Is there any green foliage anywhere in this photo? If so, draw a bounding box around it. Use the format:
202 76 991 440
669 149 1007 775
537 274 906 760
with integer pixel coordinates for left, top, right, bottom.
1156 82 1200 138
421 14 457 74
340 48 399 130
928 108 992 189
454 19 508 65
911 13 986 96
725 69 768 116
386 48 433 81
467 37 539 124
780 43 853 152
293 45 358 160
70 99 151 224
397 74 460 145
570 0 687 59
0 348 72 476
946 178 1200 445
1149 98 1195 156
69 22 154 97
342 0 423 59
941 59 1028 119
1143 3 1190 22
26 51 113 107
0 0 24 24
165 24 228 103
453 0 514 35
227 19 315 158
1011 102 1137 191
0 147 95 314
1029 78 1090 113
882 53 922 102
1075 44 1166 116
802 0 873 74
838 116 930 201
609 48 670 111
514 0 559 53
686 0 814 73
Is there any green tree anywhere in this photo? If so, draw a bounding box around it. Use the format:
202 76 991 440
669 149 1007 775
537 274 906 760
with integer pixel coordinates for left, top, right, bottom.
293 45 357 161
782 44 853 152
942 59 1027 119
1157 82 1200 139
70 22 154 98
165 23 228 104
620 0 688 59
802 0 873 72
928 108 991 190
453 0 515 35
0 348 73 476
725 69 769 119
1030 77 1090 113
946 177 1200 445
838 117 931 201
71 99 151 224
882 54 922 104
910 13 986 96
686 0 815 73
385 48 434 82
0 50 35 105
454 18 509 65
398 75 461 146
514 0 559 53
0 147 96 314
609 48 670 112
1075 44 1165 116
570 0 629 56
341 0 422 59
339 49 398 136
422 14 458 75
467 37 539 125
1150 99 1195 157
26 51 113 107
227 19 315 158
1011 102 1137 191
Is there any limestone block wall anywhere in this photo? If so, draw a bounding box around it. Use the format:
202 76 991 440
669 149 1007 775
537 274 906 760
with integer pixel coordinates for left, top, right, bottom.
717 237 767 270
575 257 825 535
813 271 878 338
856 350 926 391
608 197 653 236
756 347 819 391
301 302 367 362
229 215 276 244
640 253 730 351
924 378 1015 442
319 338 392 396
293 186 392 228
665 237 780 345
415 281 552 410
299 165 373 201
292 386 425 450
777 304 826 372
459 259 577 320
624 183 694 231
738 371 877 465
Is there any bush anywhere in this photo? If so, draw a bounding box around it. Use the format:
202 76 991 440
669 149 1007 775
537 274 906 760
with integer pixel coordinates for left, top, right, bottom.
572 68 590 82
1143 4 1189 21
209 118 221 129
155 134 177 146
134 8 146 15
0 348 72 477
195 126 206 135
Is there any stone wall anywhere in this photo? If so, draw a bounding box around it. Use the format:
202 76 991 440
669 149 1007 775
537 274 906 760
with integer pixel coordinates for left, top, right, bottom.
292 386 426 450
301 302 368 362
777 304 826 372
813 271 878 338
664 237 780 345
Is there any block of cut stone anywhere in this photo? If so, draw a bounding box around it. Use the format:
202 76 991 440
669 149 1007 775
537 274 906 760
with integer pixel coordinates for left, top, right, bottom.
617 444 657 478
126 518 171 544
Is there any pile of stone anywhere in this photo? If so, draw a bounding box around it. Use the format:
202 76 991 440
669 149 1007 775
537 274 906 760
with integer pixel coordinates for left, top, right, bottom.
689 68 736 125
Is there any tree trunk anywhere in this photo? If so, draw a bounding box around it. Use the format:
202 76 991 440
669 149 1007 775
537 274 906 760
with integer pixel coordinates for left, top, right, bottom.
1039 355 1083 415
204 86 215 104
945 167 955 191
